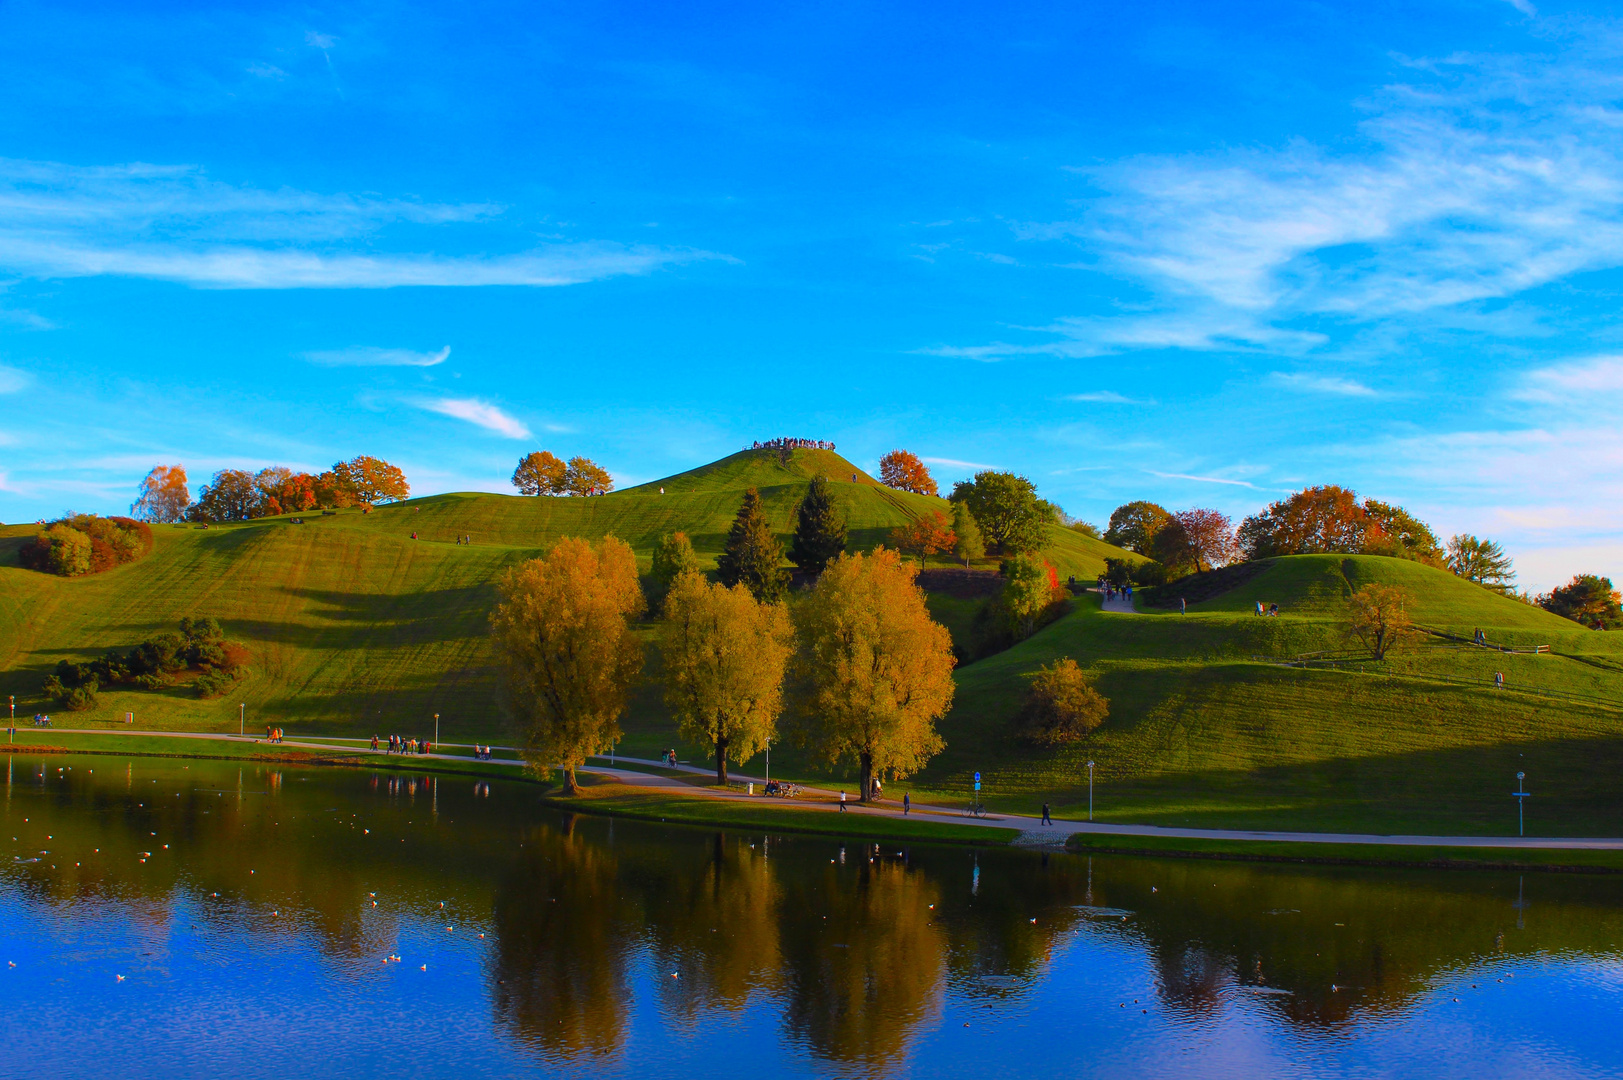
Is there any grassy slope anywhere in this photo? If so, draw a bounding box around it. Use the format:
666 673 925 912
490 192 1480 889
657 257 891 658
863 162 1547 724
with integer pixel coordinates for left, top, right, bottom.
923 554 1623 835
0 448 1131 739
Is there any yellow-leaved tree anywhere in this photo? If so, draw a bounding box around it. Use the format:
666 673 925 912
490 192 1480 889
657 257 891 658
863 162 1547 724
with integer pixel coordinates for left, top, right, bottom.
794 547 955 801
491 535 645 793
660 572 795 784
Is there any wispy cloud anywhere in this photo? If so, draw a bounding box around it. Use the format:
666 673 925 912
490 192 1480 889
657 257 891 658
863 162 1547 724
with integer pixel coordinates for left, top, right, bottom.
0 158 724 289
922 456 999 471
305 345 451 368
1147 470 1259 488
949 40 1623 358
0 364 29 393
1271 371 1378 397
1514 355 1623 403
419 398 531 439
1065 390 1152 404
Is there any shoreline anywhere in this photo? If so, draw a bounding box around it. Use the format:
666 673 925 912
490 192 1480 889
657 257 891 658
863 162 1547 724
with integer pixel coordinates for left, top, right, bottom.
10 730 1623 869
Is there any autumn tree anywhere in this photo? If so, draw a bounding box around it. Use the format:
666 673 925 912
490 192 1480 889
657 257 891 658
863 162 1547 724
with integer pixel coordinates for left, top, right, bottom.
1021 658 1109 745
512 451 568 495
1446 534 1516 593
888 509 955 570
331 455 410 504
565 457 613 496
1173 509 1237 572
1344 583 1415 660
1364 500 1443 564
131 465 191 523
189 469 259 522
794 548 955 801
490 536 646 794
1238 485 1368 559
661 572 795 784
949 472 1046 555
717 488 790 601
1104 502 1171 555
878 450 938 496
1147 516 1194 577
313 469 359 509
789 475 848 576
951 501 984 565
649 531 701 603
1539 575 1623 629
251 467 317 516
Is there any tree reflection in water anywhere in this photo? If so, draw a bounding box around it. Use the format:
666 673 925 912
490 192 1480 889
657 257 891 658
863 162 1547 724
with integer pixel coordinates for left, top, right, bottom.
8 756 1623 1074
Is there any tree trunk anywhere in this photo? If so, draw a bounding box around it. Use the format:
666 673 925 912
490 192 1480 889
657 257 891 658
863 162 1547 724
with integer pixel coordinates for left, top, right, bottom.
859 750 873 803
563 764 579 796
715 735 729 785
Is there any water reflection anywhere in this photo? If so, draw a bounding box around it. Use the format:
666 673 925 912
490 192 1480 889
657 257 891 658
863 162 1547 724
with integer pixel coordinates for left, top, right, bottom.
4 755 1623 1077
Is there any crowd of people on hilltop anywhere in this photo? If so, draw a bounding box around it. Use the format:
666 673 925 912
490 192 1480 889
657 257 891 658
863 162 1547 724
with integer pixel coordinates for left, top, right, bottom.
753 437 835 451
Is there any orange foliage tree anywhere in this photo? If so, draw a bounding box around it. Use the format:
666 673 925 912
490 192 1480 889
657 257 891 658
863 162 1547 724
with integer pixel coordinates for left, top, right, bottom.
325 456 410 506
887 510 956 569
131 465 191 523
490 536 646 794
793 548 956 802
512 450 568 495
878 450 938 496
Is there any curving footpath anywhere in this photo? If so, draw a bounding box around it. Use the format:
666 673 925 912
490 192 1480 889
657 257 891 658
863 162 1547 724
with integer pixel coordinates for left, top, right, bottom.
26 726 1623 851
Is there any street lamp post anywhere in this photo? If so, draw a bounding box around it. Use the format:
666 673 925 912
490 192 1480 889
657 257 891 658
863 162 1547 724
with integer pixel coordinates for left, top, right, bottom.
764 740 770 786
239 703 245 737
1087 760 1096 822
1514 771 1529 837
434 713 440 749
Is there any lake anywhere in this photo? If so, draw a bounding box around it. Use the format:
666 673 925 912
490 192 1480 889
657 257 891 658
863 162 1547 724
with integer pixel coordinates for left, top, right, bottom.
3 753 1621 1078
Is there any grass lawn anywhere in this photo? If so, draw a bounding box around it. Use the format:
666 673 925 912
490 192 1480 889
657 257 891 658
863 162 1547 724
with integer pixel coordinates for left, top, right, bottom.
1063 831 1623 873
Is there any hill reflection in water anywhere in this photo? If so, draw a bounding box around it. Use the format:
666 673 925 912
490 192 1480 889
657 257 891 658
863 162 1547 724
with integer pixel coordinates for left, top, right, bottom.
3 755 1622 1078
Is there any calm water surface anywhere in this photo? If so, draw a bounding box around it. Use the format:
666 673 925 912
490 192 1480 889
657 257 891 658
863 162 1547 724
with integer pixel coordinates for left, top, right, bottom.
3 754 1622 1078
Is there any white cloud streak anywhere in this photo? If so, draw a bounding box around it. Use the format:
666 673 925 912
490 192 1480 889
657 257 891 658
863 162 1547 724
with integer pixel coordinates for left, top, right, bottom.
419 398 532 439
305 346 451 368
1065 390 1152 404
0 364 28 393
952 39 1623 358
1147 470 1259 489
1270 372 1379 396
0 158 723 289
922 456 1000 471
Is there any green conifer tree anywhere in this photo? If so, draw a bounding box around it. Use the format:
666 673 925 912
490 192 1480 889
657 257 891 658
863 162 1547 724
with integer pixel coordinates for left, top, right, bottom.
716 488 790 601
789 475 848 577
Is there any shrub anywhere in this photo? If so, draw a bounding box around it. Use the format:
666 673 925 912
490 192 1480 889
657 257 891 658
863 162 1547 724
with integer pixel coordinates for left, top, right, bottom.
1019 659 1109 745
43 671 99 711
20 515 152 576
195 667 241 699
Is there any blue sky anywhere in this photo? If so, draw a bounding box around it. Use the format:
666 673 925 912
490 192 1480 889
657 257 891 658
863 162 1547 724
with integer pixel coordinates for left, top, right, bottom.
0 0 1619 590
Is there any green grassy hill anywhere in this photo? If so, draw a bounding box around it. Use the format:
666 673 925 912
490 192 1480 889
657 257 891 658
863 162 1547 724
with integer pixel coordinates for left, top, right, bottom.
926 554 1623 835
0 447 1127 736
9 452 1623 837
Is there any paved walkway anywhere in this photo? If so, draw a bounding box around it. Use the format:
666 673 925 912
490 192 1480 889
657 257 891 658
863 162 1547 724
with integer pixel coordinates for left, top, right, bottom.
1096 588 1141 614
26 727 1623 851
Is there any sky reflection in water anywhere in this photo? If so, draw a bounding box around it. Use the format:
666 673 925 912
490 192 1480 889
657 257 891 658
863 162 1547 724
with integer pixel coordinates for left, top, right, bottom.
1 755 1621 1078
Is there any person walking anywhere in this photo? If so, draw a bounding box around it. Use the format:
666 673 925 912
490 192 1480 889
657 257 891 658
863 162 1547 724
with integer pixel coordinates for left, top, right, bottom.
1042 802 1052 826
903 793 910 815
839 791 847 812
1180 597 1187 614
